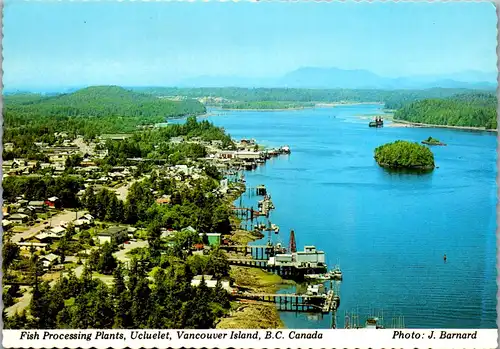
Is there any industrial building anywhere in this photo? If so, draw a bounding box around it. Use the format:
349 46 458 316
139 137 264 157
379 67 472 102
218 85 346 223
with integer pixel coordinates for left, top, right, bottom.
267 245 326 268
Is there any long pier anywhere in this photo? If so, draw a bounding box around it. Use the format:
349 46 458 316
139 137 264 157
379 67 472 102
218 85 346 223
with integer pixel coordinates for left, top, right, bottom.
221 245 282 260
236 290 339 315
228 258 328 278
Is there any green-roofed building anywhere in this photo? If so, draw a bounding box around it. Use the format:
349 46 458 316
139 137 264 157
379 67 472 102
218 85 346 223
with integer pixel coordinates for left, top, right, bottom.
200 233 221 247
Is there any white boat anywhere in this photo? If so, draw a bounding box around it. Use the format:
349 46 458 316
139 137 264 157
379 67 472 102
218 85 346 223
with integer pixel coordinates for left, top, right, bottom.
305 274 331 281
305 267 343 281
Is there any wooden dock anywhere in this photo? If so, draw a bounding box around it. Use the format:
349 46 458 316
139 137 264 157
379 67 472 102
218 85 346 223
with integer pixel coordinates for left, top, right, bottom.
235 290 339 314
221 245 279 260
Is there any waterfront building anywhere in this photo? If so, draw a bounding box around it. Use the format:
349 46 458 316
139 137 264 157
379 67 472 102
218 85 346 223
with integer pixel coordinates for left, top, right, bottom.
268 245 326 268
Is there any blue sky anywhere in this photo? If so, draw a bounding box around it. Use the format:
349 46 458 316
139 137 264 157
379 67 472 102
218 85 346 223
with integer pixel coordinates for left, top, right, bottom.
3 1 497 89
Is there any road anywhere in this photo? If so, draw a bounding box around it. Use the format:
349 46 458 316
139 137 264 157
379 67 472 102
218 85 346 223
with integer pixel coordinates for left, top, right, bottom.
114 240 149 263
10 210 88 243
73 137 95 156
113 177 146 201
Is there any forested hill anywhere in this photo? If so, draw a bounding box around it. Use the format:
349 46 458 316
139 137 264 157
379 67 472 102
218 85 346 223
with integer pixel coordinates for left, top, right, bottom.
5 86 206 119
131 86 494 109
4 86 206 141
393 92 498 129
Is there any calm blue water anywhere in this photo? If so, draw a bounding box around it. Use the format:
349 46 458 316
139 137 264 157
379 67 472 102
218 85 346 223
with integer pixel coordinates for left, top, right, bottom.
177 105 498 328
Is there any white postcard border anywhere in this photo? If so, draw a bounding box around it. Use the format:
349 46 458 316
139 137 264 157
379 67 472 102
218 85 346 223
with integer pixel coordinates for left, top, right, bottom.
2 329 498 349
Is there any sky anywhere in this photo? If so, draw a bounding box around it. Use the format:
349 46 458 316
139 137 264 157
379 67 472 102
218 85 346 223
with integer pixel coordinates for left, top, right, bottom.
3 1 498 89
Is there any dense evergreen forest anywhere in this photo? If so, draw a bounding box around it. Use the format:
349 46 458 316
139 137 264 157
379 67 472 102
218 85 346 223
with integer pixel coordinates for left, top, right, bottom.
374 141 435 170
132 86 492 109
4 86 206 143
394 92 498 129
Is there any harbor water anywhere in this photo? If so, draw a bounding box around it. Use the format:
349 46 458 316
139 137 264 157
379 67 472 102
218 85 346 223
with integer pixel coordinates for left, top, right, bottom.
201 104 497 329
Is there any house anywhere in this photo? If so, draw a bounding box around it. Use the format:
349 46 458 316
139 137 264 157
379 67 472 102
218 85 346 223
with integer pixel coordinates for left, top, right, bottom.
35 231 62 243
80 159 97 167
50 226 66 236
2 219 13 231
9 214 29 224
17 200 29 208
49 154 68 163
39 253 60 269
199 233 221 246
83 214 94 223
174 165 193 176
54 166 66 174
96 232 112 245
28 201 47 213
17 207 33 215
16 242 48 251
240 139 256 145
183 226 197 234
96 226 127 245
45 196 61 209
73 219 90 229
233 151 262 160
156 197 171 205
218 151 235 159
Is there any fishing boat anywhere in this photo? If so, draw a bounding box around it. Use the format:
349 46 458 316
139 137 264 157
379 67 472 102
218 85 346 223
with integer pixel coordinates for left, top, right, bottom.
344 310 405 329
280 145 291 154
369 116 384 128
364 317 385 329
304 267 343 281
332 266 343 280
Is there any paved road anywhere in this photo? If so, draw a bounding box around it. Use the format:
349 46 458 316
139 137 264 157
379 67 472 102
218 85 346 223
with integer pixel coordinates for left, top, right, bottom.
113 175 151 201
114 240 149 263
10 210 87 243
5 286 32 317
73 137 94 156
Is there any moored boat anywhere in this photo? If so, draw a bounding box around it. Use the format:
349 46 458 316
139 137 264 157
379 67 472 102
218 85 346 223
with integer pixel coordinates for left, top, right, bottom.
304 267 343 281
369 116 384 128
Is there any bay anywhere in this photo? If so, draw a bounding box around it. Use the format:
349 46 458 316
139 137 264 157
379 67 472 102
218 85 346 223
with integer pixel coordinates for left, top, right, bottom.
179 104 498 329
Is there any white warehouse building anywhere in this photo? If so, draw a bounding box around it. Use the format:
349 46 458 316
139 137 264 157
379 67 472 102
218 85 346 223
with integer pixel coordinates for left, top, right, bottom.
267 246 326 267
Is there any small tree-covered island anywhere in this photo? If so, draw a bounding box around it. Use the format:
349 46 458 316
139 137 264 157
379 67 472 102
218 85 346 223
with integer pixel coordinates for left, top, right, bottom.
421 137 446 146
374 141 435 171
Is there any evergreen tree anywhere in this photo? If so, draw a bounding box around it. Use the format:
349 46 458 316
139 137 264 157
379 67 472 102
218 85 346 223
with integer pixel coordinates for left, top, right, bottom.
98 242 118 275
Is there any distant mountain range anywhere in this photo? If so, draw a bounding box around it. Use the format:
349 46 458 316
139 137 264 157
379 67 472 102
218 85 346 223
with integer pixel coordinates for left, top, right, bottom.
4 68 496 94
176 67 497 90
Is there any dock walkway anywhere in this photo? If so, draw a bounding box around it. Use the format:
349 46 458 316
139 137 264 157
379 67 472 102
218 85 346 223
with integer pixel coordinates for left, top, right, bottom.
236 290 339 314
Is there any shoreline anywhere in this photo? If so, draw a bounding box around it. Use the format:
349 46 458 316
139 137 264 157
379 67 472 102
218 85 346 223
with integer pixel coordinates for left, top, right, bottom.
219 181 286 329
389 119 497 132
210 101 384 112
212 106 315 112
